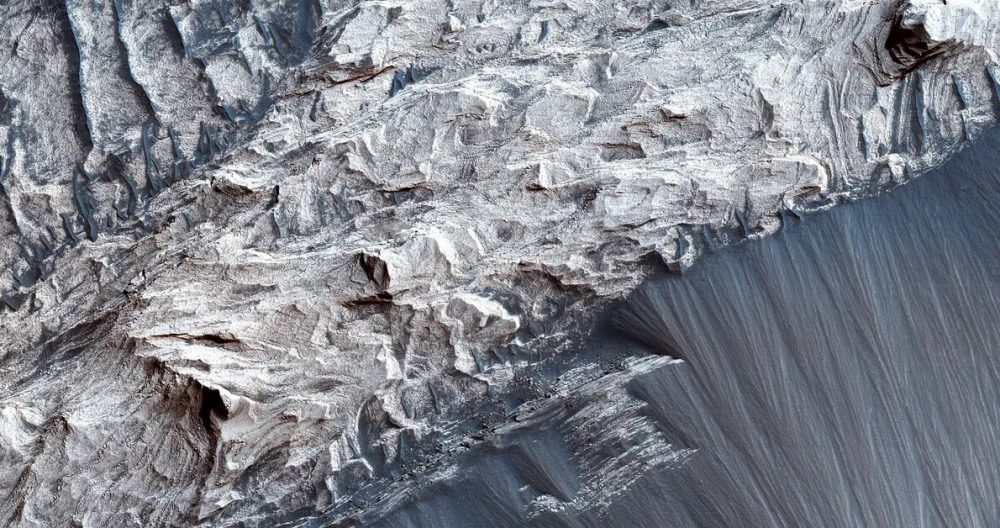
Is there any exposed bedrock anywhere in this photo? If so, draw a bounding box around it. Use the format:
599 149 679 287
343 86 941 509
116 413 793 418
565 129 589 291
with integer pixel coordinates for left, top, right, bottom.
340 121 1000 528
1 0 1000 526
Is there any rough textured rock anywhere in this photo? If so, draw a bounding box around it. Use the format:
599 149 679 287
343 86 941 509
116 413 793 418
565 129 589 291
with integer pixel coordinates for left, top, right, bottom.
1 0 999 526
354 127 1000 527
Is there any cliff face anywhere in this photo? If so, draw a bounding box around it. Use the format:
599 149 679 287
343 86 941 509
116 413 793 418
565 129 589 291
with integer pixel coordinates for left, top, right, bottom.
0 1 997 526
349 126 1000 528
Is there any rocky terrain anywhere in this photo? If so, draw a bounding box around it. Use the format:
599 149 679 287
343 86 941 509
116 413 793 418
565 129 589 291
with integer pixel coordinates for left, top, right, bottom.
1 0 999 526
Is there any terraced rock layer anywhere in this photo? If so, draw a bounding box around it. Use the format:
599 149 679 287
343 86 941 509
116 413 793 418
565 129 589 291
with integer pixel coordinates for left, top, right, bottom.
1 1 999 526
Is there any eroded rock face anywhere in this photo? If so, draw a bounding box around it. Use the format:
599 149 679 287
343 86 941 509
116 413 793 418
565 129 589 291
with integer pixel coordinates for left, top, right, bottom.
0 0 997 525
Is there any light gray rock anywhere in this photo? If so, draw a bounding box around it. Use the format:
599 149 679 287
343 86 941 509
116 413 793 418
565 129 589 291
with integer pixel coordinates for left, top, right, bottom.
0 0 997 525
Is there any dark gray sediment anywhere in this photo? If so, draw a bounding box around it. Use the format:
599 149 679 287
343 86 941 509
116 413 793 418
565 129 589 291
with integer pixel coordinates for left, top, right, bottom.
341 127 1000 527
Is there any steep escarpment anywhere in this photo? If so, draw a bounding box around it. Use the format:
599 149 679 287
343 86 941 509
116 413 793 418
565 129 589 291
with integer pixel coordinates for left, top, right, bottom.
339 118 1000 528
1 1 999 526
